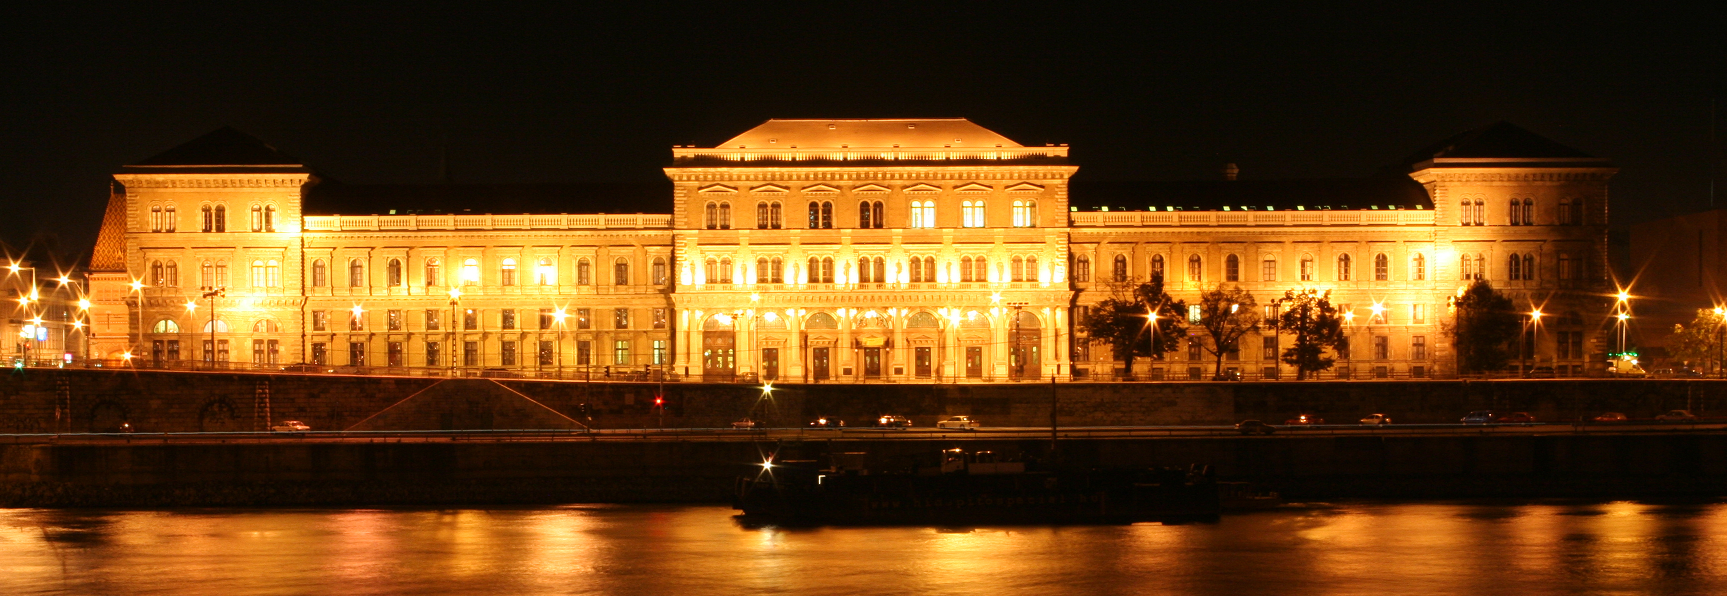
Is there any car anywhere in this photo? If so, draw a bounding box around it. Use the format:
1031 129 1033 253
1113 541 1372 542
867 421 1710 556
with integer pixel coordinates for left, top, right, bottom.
1653 368 1705 379
1461 410 1499 424
731 418 760 429
271 420 310 432
1212 370 1243 382
1525 366 1556 379
1593 412 1629 422
808 416 845 428
1656 410 1699 422
1284 414 1324 426
1500 411 1537 423
479 368 519 378
1235 420 1276 435
1360 413 1392 425
875 415 913 428
936 415 981 430
279 363 327 373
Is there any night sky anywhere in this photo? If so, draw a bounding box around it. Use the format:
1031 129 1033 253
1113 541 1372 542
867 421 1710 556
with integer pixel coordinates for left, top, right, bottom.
1 5 1720 265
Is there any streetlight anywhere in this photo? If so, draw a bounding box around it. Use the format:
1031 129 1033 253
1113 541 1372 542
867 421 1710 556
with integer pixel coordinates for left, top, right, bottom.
552 307 568 379
201 287 225 370
447 288 461 376
1524 308 1543 376
128 279 145 363
1615 312 1630 359
1715 306 1725 379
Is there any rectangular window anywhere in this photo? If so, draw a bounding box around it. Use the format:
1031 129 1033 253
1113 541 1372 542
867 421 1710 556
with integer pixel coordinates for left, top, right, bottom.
653 340 667 365
388 342 403 367
577 309 591 330
539 308 554 329
577 341 592 366
1187 304 1202 323
1412 336 1428 360
614 309 630 329
426 341 441 366
387 309 402 331
653 308 667 329
539 341 554 366
350 311 364 331
1263 336 1278 360
915 347 933 377
251 339 263 363
464 309 478 330
312 310 328 331
501 309 516 330
501 341 517 366
311 343 326 365
349 342 366 367
1373 336 1389 360
962 201 986 227
614 340 630 365
463 341 478 366
1188 339 1202 360
1412 303 1426 325
1262 258 1276 281
425 310 440 331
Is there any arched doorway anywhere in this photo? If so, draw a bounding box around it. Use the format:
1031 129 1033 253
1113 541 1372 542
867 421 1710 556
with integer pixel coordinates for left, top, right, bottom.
702 314 736 381
1009 310 1041 380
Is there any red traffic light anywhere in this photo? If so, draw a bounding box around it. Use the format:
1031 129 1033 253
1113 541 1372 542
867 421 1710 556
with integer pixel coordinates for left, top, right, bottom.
654 396 664 406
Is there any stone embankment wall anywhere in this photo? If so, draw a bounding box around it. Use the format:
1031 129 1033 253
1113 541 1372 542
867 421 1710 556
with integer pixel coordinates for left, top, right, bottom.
1 368 1724 433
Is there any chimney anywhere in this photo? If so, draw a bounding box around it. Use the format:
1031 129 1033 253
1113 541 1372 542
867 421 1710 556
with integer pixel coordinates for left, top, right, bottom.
1222 163 1239 181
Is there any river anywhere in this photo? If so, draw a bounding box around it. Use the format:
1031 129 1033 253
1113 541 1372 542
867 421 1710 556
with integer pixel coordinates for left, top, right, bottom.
4 501 1726 595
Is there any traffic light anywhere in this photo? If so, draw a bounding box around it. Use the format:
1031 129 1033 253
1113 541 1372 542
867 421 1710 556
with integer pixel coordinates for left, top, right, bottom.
654 396 665 407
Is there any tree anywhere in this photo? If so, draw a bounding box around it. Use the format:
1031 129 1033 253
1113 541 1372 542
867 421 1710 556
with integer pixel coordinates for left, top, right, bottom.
1079 273 1187 377
1667 308 1727 373
1268 288 1348 379
1195 285 1261 380
1448 279 1520 374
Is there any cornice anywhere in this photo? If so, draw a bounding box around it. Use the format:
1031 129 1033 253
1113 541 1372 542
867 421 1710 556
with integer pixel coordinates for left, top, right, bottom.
664 168 1077 182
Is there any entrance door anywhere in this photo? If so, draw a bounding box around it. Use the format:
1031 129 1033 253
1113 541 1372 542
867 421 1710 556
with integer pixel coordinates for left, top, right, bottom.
703 332 736 381
965 346 983 379
863 348 882 379
1010 311 1041 380
914 347 932 378
762 348 779 381
812 347 830 381
152 340 165 367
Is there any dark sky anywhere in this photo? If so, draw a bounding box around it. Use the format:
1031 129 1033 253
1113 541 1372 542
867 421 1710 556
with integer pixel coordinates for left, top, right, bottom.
1 4 1721 263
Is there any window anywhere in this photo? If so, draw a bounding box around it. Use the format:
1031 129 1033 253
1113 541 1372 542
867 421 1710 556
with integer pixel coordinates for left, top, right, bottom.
577 258 591 285
201 260 214 288
1026 256 1038 283
577 341 592 365
425 258 441 286
614 258 629 285
718 202 730 229
757 201 773 229
152 319 180 334
501 341 517 366
1187 255 1202 282
653 340 667 365
1074 255 1091 282
1508 253 1522 280
1523 253 1536 280
1413 303 1426 325
538 308 554 329
962 200 986 227
910 256 936 283
1262 256 1276 282
1558 252 1575 280
425 310 440 331
312 260 327 287
252 260 266 287
1011 256 1026 282
652 257 667 285
1300 254 1314 281
576 308 591 330
501 309 516 330
463 308 477 330
1374 253 1389 281
163 206 176 232
312 311 328 331
463 342 478 367
461 258 479 284
909 200 935 228
426 342 440 366
500 258 517 286
212 205 225 232
858 256 885 284
1412 253 1426 281
350 259 365 287
387 259 403 287
264 205 276 232
859 200 883 228
1013 200 1037 227
1225 254 1240 282
808 256 834 284
1113 255 1128 282
808 201 833 228
1373 336 1389 360
1263 336 1278 361
150 206 163 232
1336 254 1352 281
1461 254 1474 280
151 260 164 285
201 206 213 232
311 343 326 365
537 257 556 285
215 260 228 287
350 309 365 331
719 258 733 283
1188 337 1203 359
250 205 264 232
1187 304 1202 324
653 308 667 329
1151 254 1164 279
704 202 718 229
614 340 631 365
539 341 554 366
614 308 630 329
1412 336 1428 360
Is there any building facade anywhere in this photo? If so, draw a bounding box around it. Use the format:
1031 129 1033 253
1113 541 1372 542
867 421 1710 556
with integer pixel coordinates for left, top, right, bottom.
82 120 1618 381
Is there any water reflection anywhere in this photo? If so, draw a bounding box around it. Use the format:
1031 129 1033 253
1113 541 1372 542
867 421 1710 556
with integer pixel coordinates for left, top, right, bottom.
5 502 1727 595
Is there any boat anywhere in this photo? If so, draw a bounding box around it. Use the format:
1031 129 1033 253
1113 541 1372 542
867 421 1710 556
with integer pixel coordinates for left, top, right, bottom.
734 447 1221 525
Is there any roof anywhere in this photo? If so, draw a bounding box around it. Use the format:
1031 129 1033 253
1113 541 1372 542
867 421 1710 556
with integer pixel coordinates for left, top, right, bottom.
1405 121 1595 164
88 183 129 272
1068 173 1432 212
302 180 671 216
128 127 306 169
717 118 1023 149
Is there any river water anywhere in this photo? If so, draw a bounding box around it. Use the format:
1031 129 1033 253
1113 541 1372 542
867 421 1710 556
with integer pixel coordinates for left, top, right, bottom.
4 501 1726 595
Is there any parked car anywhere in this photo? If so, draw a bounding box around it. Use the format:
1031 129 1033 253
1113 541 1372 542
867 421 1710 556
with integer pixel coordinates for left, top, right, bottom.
1592 412 1629 422
479 368 519 378
1653 368 1705 378
1656 410 1699 422
1284 414 1324 426
279 363 327 373
1212 370 1243 382
1607 356 1647 377
271 420 311 432
1500 411 1537 423
808 416 844 428
875 415 913 428
1235 420 1276 435
936 415 981 430
1360 413 1392 425
1525 366 1556 379
731 418 760 429
1461 410 1499 424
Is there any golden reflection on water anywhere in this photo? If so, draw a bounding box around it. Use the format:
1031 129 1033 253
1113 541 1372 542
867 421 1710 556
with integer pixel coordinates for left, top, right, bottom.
7 502 1727 595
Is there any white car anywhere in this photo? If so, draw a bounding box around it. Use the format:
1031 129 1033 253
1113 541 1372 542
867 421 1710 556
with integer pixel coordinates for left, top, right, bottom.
271 420 311 432
1360 413 1392 426
936 416 980 430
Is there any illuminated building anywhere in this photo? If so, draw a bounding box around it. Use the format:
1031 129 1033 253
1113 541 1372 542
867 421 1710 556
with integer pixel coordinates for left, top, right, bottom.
84 120 1615 380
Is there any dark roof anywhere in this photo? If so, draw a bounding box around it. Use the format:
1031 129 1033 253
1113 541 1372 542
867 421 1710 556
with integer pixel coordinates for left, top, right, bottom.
1068 172 1431 212
303 180 672 215
130 127 303 167
1405 121 1594 163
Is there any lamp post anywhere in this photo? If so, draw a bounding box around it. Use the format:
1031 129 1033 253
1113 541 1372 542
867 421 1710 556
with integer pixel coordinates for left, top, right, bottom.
201 287 225 370
447 288 461 376
552 307 568 379
1528 308 1542 376
1715 307 1725 379
128 279 145 364
1007 301 1028 381
1615 312 1630 359
76 297 91 366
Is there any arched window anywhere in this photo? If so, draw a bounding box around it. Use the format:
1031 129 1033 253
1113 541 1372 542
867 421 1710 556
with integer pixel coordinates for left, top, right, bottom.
203 320 228 333
1335 254 1352 281
1262 256 1277 282
1225 254 1240 282
1011 256 1026 282
808 201 833 229
461 258 479 285
858 201 882 228
150 206 163 232
1412 253 1426 281
1507 253 1522 280
1374 253 1389 281
614 258 629 285
164 205 177 232
770 202 782 229
910 200 935 228
718 202 731 229
1026 256 1038 283
577 258 591 285
1013 199 1038 227
201 260 214 288
424 258 440 286
266 259 280 287
252 260 266 288
1113 255 1128 282
909 256 922 283
537 257 556 285
652 257 667 285
164 260 178 287
1460 254 1474 280
718 258 733 283
907 312 939 328
254 319 279 333
249 205 264 232
201 206 213 232
215 259 227 286
1558 252 1575 280
821 257 834 283
973 257 988 283
806 257 820 283
756 257 771 284
152 319 179 334
962 200 986 227
705 258 719 284
705 202 718 229
1300 254 1314 281
212 204 226 232
312 259 327 287
1187 255 1202 282
1510 198 1522 225
757 202 771 229
770 257 785 283
1476 254 1487 279
151 260 164 285
350 259 367 287
500 258 517 286
1074 255 1091 282
961 256 976 282
1151 254 1164 279
387 259 403 286
806 312 839 329
1523 253 1536 280
263 205 276 232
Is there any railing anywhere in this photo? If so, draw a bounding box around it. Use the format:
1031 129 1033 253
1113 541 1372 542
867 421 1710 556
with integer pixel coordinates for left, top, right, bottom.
303 213 673 232
671 146 1069 163
1069 209 1433 227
